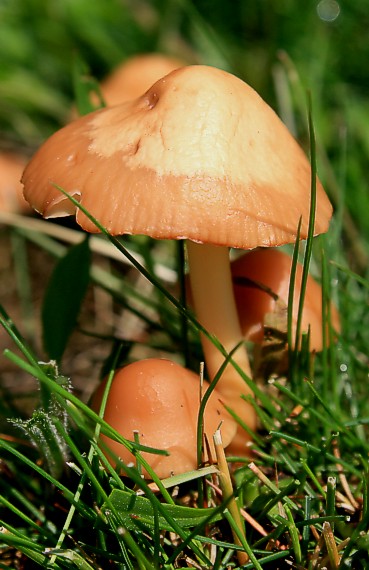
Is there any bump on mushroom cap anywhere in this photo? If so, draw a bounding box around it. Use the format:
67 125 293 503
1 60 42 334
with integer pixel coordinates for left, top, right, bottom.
23 65 332 249
91 358 236 479
232 247 340 351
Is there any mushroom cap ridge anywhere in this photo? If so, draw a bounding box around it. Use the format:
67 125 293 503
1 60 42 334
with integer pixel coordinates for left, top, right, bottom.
22 65 332 249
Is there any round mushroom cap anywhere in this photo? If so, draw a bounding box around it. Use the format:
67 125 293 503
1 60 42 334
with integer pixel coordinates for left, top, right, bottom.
99 53 184 106
22 65 332 249
91 358 236 479
232 247 341 351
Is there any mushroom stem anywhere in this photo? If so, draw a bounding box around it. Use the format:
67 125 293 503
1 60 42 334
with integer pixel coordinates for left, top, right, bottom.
186 241 257 442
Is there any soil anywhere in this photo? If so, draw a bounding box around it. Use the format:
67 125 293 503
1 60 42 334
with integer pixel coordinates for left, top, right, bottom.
0 227 153 419
0 215 181 426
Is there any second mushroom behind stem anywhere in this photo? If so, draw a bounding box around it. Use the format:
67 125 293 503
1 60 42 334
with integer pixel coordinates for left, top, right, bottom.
230 247 341 383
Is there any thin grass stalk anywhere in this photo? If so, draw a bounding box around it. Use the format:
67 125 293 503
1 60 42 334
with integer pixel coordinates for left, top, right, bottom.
284 503 302 564
44 548 97 569
302 496 311 548
300 459 326 498
213 429 248 566
287 218 302 385
224 511 263 570
196 341 243 468
326 476 337 531
294 94 318 362
0 212 176 283
158 492 233 567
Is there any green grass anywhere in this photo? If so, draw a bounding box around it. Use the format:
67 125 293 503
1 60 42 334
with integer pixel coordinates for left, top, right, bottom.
1 1 369 568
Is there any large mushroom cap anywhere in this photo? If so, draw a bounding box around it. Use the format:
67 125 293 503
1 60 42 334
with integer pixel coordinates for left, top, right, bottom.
91 358 236 478
22 65 332 249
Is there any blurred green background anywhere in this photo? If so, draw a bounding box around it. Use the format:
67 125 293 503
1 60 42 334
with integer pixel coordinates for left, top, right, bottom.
1 0 368 249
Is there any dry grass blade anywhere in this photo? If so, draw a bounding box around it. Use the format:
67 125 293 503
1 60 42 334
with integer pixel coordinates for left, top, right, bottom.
322 521 340 569
213 429 249 566
332 437 360 510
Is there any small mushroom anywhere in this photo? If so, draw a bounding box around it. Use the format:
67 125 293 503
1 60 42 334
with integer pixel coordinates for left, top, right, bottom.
232 247 340 351
0 152 31 214
98 53 184 106
91 358 236 478
71 53 184 119
227 247 340 455
22 65 333 454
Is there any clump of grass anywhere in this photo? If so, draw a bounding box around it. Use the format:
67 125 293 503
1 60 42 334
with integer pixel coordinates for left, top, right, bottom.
1 1 369 568
1 174 369 567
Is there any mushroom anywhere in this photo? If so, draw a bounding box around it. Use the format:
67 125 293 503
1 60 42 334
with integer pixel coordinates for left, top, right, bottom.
91 358 237 478
22 65 333 454
231 247 340 352
98 53 184 106
0 152 31 214
70 53 184 119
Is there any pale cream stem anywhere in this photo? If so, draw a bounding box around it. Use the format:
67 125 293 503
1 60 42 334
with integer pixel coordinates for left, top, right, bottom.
186 241 257 442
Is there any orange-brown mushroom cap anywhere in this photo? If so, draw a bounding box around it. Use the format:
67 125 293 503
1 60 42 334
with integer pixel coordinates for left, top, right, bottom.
91 358 237 479
232 247 340 351
22 64 332 248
